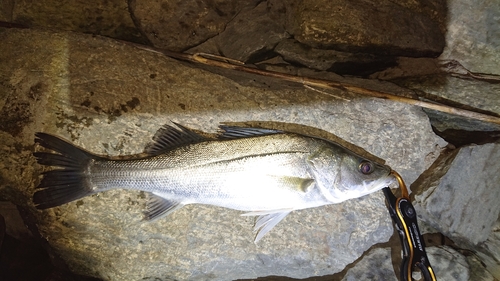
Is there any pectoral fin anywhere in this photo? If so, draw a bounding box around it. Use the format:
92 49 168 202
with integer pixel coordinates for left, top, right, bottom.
281 176 315 193
243 210 292 242
144 193 184 221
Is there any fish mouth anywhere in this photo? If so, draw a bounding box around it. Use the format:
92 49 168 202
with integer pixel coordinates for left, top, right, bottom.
372 175 397 190
357 174 396 198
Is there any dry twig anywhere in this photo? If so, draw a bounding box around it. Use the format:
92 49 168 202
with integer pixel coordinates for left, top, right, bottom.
135 45 500 126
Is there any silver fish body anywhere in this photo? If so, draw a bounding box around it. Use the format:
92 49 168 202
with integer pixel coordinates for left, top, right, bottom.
33 124 393 241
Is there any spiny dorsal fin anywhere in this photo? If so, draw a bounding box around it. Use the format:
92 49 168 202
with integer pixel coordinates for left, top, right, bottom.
144 122 206 155
218 125 282 139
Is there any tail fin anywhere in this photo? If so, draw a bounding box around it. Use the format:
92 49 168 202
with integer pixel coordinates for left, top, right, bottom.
33 133 98 209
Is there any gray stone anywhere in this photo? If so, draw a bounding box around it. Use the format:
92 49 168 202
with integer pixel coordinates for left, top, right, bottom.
426 246 469 281
130 0 258 51
413 142 500 245
474 219 500 280
467 254 495 281
212 1 289 63
6 0 146 43
341 248 397 281
342 246 469 281
0 29 445 280
285 0 446 56
439 0 500 75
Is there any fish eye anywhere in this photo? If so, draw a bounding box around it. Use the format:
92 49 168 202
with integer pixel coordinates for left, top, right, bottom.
358 160 374 175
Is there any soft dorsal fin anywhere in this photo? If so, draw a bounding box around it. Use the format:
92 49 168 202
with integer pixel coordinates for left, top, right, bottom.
218 125 282 139
144 123 206 155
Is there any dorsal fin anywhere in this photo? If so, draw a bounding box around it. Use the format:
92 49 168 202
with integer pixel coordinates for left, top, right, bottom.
218 125 282 139
144 123 206 155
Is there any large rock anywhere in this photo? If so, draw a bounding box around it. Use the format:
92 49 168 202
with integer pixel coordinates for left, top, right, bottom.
3 0 146 43
130 0 258 51
188 0 289 63
0 28 445 280
285 0 446 56
413 143 500 245
439 0 500 75
205 1 288 63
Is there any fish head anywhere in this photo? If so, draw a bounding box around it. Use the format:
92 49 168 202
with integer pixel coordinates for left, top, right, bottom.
308 145 394 203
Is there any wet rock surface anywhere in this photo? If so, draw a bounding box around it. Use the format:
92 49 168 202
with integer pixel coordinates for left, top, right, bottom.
0 0 499 280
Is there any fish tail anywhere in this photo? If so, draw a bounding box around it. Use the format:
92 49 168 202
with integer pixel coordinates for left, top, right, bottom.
33 133 98 209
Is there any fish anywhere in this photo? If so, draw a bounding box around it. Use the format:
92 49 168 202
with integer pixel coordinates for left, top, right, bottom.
33 123 394 242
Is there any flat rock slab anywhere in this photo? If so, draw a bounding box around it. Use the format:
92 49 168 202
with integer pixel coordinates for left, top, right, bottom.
285 0 446 56
414 143 500 245
0 29 446 280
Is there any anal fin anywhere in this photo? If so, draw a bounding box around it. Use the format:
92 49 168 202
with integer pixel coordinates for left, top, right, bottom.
144 193 184 221
242 209 292 242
